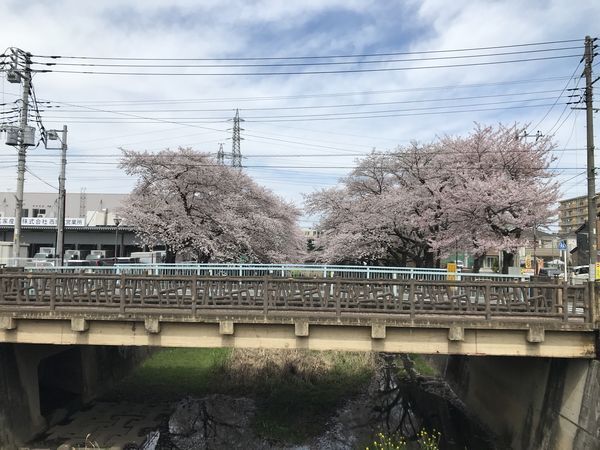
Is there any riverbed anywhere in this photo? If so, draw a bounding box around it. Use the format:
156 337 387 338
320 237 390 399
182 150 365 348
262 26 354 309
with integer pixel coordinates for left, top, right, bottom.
28 348 495 449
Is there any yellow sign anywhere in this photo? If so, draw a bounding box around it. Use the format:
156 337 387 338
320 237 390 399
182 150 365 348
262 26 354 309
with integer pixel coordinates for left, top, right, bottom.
596 263 600 281
447 262 457 281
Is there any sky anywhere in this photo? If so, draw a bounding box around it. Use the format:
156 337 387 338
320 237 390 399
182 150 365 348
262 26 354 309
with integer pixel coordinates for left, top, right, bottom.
0 0 598 228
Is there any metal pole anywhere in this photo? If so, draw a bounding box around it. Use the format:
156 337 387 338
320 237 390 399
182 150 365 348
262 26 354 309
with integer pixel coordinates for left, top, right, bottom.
584 36 596 281
56 126 67 265
114 226 118 258
12 52 31 264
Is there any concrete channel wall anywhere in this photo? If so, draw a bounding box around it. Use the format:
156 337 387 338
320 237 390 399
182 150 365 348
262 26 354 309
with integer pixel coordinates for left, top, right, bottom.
0 343 151 448
445 354 600 449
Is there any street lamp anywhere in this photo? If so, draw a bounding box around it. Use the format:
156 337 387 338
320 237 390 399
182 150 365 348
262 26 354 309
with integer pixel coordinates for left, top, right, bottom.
114 216 121 258
43 126 67 266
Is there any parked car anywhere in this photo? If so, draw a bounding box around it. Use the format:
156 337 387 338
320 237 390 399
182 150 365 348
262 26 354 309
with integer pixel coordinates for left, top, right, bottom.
65 259 93 267
538 268 563 278
571 265 589 285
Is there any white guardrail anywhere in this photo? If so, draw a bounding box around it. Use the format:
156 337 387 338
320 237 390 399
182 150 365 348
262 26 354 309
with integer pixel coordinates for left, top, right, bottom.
16 263 532 281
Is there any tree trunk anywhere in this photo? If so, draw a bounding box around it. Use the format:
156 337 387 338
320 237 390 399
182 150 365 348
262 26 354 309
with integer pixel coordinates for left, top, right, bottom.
424 251 434 268
501 250 514 274
165 247 177 263
472 255 484 273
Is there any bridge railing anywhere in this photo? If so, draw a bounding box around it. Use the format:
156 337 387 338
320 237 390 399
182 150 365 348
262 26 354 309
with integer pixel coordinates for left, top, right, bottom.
26 263 530 282
0 273 588 324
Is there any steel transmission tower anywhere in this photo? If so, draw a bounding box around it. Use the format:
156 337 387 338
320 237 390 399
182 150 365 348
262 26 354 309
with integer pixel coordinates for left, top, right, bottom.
217 142 225 165
231 109 244 168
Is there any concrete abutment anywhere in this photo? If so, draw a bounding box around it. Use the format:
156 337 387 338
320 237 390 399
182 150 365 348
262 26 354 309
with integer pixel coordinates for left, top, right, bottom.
445 354 600 449
0 343 151 448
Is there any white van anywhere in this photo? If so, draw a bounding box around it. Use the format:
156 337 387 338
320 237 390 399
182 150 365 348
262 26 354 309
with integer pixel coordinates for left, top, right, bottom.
571 265 589 285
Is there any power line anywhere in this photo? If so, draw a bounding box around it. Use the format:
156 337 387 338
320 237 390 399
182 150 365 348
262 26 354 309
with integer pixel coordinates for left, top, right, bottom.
42 89 567 113
14 146 587 163
530 60 583 131
39 97 568 121
31 46 581 69
33 54 580 76
3 75 574 106
31 38 582 61
24 166 58 190
39 102 566 124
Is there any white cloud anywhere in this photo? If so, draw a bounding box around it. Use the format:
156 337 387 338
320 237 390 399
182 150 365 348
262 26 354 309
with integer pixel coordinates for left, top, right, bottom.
0 0 596 217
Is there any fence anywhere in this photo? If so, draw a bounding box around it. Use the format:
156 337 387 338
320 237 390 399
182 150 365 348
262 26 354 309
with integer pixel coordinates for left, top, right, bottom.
26 263 530 282
0 272 588 323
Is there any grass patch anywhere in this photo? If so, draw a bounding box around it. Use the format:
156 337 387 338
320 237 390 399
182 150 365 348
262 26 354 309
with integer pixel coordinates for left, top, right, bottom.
411 355 438 377
102 347 375 443
103 348 231 402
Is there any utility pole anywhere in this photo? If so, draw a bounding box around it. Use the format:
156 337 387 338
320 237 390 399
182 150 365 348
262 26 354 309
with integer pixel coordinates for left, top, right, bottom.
584 35 597 282
231 109 244 168
12 51 32 263
56 126 67 265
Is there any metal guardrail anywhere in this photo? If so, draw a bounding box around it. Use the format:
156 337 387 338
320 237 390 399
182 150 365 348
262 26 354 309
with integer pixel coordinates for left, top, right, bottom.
0 257 60 269
26 263 530 282
0 272 588 324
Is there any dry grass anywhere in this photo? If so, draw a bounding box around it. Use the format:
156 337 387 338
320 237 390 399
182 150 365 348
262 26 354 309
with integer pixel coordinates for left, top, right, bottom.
220 348 376 386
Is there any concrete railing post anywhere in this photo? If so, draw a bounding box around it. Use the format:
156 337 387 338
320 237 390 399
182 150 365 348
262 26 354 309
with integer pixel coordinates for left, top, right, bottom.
335 279 341 317
50 274 56 311
562 283 569 322
409 280 415 319
119 274 126 313
589 281 598 326
191 275 197 315
263 276 269 315
485 281 492 320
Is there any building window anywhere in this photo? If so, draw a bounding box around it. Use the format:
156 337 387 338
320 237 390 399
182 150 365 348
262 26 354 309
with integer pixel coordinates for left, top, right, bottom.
32 208 46 217
22 209 29 218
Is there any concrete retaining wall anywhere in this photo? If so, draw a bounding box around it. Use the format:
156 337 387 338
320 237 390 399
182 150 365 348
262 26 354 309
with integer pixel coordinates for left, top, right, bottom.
0 343 151 448
445 355 600 449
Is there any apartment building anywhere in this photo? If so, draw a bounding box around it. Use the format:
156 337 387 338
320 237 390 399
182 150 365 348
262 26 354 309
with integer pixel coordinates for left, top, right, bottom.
558 194 600 234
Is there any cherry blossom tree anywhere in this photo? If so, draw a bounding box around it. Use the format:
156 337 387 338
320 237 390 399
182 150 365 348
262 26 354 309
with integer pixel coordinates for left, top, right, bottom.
433 124 558 272
306 123 558 270
119 148 305 263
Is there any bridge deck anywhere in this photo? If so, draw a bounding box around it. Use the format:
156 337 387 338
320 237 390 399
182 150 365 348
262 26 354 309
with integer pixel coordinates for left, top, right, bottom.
0 273 596 358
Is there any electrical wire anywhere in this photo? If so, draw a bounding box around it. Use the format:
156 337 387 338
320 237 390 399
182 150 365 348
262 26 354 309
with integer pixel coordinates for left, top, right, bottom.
42 89 566 113
530 60 583 131
33 54 580 76
31 46 581 69
39 97 567 121
31 38 583 61
24 166 58 190
37 102 568 125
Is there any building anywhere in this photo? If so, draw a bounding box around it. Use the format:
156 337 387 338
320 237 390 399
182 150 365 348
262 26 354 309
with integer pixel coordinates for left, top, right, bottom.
0 191 126 222
558 193 600 234
0 191 143 259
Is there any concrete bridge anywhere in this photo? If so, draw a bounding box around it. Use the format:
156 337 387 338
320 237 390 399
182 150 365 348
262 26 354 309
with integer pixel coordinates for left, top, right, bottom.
0 266 599 448
0 269 596 358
